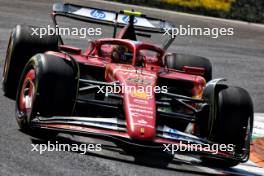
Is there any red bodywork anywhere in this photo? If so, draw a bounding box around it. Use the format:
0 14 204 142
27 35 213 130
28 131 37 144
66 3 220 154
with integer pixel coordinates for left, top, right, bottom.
46 37 206 141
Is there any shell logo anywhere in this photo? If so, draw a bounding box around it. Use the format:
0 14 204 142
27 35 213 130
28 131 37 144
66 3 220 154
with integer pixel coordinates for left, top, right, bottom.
131 90 149 99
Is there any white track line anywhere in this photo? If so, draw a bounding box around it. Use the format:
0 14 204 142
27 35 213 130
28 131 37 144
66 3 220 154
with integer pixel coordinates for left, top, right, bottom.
233 162 264 176
253 113 264 137
255 113 264 122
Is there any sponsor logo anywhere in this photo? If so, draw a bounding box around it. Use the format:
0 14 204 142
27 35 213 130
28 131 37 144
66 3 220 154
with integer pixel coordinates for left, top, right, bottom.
122 15 138 24
91 10 106 19
131 90 149 99
140 128 145 134
126 77 152 85
129 108 153 114
129 104 152 110
133 99 148 105
138 119 147 124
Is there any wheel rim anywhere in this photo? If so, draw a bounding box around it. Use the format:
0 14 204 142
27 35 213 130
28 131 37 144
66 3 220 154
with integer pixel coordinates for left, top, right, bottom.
18 69 36 119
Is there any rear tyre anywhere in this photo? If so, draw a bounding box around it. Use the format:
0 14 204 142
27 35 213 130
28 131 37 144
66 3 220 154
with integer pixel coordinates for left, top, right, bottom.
2 24 58 99
16 54 77 132
202 86 253 167
165 53 212 82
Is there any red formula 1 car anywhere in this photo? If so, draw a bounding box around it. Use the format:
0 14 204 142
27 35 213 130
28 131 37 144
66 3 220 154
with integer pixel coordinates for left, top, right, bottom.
2 3 253 167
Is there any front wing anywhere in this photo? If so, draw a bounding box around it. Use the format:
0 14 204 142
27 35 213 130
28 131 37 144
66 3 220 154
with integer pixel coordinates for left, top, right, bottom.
31 116 247 162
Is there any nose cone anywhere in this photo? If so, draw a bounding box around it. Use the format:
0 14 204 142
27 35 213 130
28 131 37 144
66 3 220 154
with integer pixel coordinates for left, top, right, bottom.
104 63 157 141
127 118 156 140
124 92 156 141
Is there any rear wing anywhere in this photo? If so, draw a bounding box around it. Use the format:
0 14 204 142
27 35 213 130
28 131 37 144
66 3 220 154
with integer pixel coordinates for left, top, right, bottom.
52 3 174 34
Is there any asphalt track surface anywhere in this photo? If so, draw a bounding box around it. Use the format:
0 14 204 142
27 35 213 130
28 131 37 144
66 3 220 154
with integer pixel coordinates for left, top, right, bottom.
0 0 264 176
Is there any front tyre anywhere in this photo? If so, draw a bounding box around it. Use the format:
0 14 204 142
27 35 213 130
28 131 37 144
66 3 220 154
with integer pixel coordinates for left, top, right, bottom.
202 86 253 167
16 54 77 132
